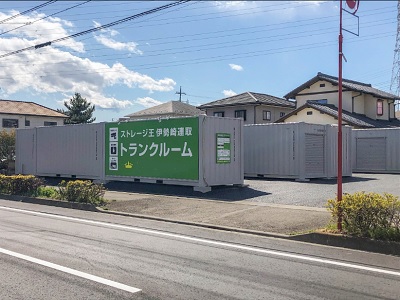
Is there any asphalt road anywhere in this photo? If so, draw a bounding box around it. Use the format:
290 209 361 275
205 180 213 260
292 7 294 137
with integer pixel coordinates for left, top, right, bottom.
1 200 399 300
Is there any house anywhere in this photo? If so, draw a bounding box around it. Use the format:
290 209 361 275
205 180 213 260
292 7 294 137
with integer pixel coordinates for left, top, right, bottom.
0 99 67 131
396 109 400 119
277 72 400 128
197 92 295 124
123 101 205 120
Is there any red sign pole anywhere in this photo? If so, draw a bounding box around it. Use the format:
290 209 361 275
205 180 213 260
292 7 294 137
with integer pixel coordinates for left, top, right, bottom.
337 0 344 231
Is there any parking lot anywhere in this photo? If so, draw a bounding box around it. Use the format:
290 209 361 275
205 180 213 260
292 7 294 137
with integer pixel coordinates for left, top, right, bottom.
104 173 400 208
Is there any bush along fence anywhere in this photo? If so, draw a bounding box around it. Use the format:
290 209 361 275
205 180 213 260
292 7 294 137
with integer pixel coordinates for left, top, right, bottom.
327 192 400 242
0 175 106 206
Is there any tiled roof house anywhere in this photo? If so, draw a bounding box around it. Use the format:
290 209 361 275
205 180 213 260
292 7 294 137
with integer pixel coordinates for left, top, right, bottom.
0 100 67 130
277 72 400 128
197 92 295 124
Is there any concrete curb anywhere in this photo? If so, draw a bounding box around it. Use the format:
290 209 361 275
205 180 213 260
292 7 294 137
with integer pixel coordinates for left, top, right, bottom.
290 232 400 256
0 194 98 211
97 207 290 239
2 195 399 256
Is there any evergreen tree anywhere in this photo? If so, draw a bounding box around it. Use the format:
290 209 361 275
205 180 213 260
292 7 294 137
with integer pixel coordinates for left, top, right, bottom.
59 93 96 124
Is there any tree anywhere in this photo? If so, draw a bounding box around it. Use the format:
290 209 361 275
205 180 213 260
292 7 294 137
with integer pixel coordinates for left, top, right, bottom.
59 93 96 124
0 129 15 171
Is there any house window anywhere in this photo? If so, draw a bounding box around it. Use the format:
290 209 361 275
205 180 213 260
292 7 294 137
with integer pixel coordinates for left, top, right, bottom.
235 110 246 121
307 111 313 115
213 111 224 117
263 110 271 121
25 120 30 127
280 112 286 117
309 99 328 104
2 119 18 128
44 121 57 126
320 83 326 87
377 100 383 116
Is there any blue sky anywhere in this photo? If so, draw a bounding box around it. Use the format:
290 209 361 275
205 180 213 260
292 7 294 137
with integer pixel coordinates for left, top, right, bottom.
0 1 397 122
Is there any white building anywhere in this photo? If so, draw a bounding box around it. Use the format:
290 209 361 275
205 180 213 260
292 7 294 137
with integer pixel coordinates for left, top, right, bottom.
0 100 67 131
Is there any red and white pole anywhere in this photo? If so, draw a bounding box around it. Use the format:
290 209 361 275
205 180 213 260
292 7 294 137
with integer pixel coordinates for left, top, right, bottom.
337 0 344 231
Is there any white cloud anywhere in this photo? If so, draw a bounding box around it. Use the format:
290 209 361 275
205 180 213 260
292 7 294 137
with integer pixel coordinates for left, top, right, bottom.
222 90 237 97
229 63 243 71
0 11 84 52
93 21 142 54
136 97 163 108
214 1 257 10
94 35 143 54
0 11 175 110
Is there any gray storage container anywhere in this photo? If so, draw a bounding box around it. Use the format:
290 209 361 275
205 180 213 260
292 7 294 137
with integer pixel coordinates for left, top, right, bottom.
352 128 400 173
244 122 352 180
16 116 243 192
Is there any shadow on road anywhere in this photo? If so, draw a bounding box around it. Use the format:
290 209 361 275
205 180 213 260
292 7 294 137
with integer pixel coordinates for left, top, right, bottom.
245 176 378 185
105 181 270 201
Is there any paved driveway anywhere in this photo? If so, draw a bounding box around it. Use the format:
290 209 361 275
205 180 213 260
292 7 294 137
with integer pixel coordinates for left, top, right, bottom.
105 173 400 208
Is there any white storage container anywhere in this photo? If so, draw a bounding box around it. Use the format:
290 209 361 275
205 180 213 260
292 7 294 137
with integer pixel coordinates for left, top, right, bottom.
352 128 400 173
16 116 244 192
244 122 352 180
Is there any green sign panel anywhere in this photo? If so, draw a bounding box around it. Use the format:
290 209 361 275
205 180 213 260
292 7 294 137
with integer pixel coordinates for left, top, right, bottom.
216 133 231 164
105 117 199 180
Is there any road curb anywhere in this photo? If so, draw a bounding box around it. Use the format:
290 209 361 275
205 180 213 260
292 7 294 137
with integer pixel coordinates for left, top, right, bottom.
2 194 399 256
290 232 400 256
97 207 290 239
0 194 98 211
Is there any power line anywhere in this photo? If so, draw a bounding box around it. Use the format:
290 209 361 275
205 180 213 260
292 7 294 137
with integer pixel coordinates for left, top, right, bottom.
0 0 57 25
0 0 189 59
0 1 91 37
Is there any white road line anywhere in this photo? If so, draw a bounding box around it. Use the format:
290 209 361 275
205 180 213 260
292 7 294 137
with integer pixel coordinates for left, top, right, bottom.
1 205 400 278
0 247 141 294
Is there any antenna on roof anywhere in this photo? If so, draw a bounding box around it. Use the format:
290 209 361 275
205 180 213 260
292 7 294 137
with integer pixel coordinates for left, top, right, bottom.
175 86 186 102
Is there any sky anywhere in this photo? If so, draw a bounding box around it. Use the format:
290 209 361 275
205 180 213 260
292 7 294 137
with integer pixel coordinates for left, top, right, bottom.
0 0 397 122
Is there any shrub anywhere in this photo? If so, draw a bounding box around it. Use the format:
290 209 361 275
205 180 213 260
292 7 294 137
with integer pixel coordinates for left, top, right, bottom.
327 192 400 241
37 186 60 199
0 174 44 196
58 180 106 205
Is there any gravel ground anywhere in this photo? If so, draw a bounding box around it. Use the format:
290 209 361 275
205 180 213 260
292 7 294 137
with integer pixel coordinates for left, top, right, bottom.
104 173 400 208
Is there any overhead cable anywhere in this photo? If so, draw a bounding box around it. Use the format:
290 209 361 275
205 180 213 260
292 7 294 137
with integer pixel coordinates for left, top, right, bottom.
0 0 57 25
0 0 189 59
0 1 91 37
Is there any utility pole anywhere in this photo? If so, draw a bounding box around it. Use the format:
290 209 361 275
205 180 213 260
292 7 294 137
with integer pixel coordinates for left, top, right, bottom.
337 0 360 231
390 0 400 112
175 86 186 102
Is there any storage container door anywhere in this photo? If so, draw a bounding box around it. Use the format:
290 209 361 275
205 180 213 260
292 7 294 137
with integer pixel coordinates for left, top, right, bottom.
305 133 325 176
356 137 386 171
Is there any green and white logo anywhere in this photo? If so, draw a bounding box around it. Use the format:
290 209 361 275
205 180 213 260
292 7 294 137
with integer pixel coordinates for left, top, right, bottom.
105 117 199 180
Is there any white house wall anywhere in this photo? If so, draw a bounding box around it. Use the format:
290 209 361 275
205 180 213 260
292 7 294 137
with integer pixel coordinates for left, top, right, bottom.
0 113 64 131
282 107 353 127
204 105 293 124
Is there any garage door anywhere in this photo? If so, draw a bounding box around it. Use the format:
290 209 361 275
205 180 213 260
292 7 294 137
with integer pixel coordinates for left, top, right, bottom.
305 134 325 176
356 137 386 171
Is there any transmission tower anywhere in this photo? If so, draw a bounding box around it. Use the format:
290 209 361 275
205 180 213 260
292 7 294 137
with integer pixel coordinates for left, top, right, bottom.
390 0 400 112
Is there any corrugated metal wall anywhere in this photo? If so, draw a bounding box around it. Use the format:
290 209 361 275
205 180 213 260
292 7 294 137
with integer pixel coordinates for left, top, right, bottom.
244 123 352 180
199 116 243 186
35 123 105 178
325 125 352 178
15 128 37 175
352 128 400 173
